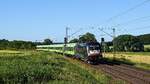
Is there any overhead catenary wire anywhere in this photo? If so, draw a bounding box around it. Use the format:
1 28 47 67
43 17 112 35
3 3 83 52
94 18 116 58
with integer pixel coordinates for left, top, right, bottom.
68 28 83 38
128 25 150 31
68 27 88 41
69 27 96 40
106 0 150 23
112 15 150 27
98 0 150 40
115 25 150 36
98 28 113 37
97 0 150 39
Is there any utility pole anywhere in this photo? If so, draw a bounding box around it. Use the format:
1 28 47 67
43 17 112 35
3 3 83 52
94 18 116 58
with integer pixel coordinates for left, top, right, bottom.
66 27 69 42
79 35 82 43
98 27 116 60
64 27 69 55
101 38 105 57
112 28 116 60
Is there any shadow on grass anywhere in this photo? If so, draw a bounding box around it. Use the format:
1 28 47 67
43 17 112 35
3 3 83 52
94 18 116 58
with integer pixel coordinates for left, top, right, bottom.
99 57 135 66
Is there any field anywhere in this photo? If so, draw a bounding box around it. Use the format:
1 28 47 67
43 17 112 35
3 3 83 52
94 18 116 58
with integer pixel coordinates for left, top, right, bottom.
144 45 150 51
105 52 150 70
144 45 150 49
0 50 125 84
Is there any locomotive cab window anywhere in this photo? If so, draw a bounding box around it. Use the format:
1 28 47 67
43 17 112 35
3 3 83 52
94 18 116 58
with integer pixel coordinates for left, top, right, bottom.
89 45 100 51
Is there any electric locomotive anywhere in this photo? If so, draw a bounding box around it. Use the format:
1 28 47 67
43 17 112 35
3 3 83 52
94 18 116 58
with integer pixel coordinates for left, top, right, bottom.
74 42 102 63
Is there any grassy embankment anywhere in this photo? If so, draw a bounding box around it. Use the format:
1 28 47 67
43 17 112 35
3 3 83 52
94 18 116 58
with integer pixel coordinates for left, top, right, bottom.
0 50 125 84
104 52 150 70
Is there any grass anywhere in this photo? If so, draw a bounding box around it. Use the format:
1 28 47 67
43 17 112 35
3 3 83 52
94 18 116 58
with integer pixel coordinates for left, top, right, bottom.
105 52 150 70
0 50 21 54
0 50 125 84
117 52 150 56
65 57 126 84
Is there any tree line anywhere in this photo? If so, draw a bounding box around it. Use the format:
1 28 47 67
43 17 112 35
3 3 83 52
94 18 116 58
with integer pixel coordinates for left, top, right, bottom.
0 39 36 50
0 39 53 50
69 33 150 52
137 34 150 45
0 33 149 51
113 35 144 52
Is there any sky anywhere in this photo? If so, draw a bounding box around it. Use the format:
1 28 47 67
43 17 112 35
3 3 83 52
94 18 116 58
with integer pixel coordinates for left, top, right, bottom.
0 0 150 42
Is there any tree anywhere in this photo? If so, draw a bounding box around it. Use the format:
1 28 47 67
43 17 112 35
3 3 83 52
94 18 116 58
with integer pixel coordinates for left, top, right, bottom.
0 39 9 49
101 43 111 52
43 39 53 45
69 38 79 43
79 32 97 43
137 34 150 45
106 41 113 46
114 35 144 52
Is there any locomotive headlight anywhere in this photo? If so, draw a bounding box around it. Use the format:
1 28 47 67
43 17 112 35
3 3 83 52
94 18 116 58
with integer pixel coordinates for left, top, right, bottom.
89 50 100 56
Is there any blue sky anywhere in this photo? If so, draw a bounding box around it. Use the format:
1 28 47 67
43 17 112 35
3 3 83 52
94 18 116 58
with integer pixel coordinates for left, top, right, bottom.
0 0 150 42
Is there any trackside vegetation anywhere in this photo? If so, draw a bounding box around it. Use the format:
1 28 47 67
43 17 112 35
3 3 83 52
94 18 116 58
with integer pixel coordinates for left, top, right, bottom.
0 50 125 84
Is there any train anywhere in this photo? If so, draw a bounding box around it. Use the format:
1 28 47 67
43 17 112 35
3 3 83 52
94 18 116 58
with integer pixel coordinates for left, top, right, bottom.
36 42 102 64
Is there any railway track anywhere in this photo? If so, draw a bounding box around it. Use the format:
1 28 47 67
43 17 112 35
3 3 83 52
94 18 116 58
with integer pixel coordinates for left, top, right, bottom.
92 63 150 84
65 56 150 84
